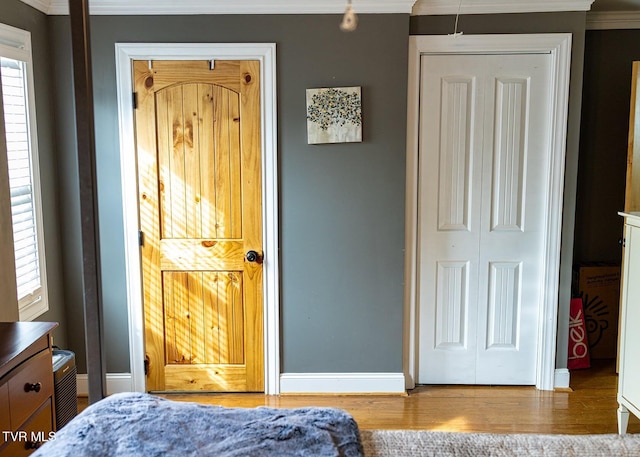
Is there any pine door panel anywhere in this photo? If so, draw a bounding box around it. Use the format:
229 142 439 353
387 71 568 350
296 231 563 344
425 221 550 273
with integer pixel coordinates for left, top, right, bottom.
163 272 245 364
135 60 263 392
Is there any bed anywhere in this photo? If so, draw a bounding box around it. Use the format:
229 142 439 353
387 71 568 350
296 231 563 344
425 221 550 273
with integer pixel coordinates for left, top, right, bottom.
33 392 364 457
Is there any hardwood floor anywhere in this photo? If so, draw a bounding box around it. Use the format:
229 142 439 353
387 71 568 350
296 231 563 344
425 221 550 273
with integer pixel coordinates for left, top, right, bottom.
78 359 640 434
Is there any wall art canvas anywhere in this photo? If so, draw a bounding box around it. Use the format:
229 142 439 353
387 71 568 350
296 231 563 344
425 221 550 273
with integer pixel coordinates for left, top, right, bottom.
306 86 362 144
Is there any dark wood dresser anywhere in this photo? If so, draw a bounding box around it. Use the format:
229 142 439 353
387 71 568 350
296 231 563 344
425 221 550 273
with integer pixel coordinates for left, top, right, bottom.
0 322 58 456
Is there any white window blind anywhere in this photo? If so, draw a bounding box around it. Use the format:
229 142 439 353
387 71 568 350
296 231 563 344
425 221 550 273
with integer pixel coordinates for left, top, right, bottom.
2 57 41 305
0 22 48 321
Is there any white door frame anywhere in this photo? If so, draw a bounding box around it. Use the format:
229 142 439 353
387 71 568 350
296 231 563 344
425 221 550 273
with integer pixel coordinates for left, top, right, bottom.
115 43 280 394
403 34 571 391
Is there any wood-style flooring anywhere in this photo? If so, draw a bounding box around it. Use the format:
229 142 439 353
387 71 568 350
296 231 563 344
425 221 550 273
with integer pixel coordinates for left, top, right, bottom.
78 359 640 434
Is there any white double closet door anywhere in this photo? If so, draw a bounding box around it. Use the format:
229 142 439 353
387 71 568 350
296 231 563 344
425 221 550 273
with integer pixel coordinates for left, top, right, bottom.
417 52 552 385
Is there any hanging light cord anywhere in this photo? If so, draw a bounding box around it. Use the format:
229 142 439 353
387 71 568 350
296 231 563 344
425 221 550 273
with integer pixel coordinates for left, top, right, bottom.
452 0 463 36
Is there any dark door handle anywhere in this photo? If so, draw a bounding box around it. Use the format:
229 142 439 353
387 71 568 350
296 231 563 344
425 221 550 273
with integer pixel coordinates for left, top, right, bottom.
246 250 261 263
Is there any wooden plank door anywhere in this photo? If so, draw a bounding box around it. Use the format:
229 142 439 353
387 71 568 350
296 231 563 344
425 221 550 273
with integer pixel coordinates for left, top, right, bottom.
134 60 263 392
626 62 640 213
417 53 552 385
618 61 640 372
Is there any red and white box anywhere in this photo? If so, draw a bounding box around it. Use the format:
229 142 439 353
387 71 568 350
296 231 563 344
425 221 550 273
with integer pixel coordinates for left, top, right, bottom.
568 297 591 369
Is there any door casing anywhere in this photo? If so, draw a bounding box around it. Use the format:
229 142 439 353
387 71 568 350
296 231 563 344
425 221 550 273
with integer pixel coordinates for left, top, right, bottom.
115 43 279 394
403 34 572 391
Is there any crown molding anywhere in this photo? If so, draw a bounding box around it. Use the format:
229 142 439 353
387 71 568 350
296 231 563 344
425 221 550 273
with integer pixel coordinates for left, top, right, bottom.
19 2 637 32
18 0 51 14
22 0 416 15
412 0 595 16
19 0 602 16
586 11 640 29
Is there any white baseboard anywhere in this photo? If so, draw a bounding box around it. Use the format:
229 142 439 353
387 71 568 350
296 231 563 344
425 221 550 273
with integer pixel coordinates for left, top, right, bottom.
554 368 571 389
76 373 134 396
280 373 406 394
77 370 566 394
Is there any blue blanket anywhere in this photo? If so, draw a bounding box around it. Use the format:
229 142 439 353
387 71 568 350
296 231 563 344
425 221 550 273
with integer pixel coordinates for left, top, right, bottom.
34 392 363 457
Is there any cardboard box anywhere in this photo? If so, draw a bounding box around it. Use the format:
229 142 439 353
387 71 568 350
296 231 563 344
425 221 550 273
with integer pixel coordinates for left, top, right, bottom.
572 264 621 359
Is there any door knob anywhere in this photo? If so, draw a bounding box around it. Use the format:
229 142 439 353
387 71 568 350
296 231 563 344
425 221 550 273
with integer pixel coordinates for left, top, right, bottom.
246 250 261 263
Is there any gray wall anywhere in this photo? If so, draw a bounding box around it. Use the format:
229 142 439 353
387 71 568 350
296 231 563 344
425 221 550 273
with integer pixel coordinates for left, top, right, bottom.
49 14 410 373
0 0 67 348
410 12 587 370
10 7 594 378
575 29 640 264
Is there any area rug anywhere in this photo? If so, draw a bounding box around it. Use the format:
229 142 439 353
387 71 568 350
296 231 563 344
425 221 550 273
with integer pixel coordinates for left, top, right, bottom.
360 429 640 456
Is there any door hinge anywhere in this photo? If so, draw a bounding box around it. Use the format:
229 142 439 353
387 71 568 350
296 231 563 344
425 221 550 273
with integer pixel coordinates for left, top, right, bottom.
132 92 138 109
138 230 144 247
144 355 150 376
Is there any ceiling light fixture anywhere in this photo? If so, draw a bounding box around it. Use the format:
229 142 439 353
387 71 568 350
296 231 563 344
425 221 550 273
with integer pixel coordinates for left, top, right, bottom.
340 0 358 32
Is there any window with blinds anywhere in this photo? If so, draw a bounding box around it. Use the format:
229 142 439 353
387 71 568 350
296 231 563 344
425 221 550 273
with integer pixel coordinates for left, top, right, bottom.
0 23 48 321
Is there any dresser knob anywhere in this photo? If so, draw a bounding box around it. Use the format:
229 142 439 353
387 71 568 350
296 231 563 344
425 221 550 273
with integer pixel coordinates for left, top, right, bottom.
24 382 42 393
25 441 42 449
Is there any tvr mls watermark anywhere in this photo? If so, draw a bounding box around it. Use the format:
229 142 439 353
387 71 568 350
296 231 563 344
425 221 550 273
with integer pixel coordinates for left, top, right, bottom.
2 430 56 442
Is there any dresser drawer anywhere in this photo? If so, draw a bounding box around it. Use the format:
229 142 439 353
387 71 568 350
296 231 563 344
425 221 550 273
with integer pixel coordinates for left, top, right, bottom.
0 383 9 447
1 399 53 456
7 350 53 429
